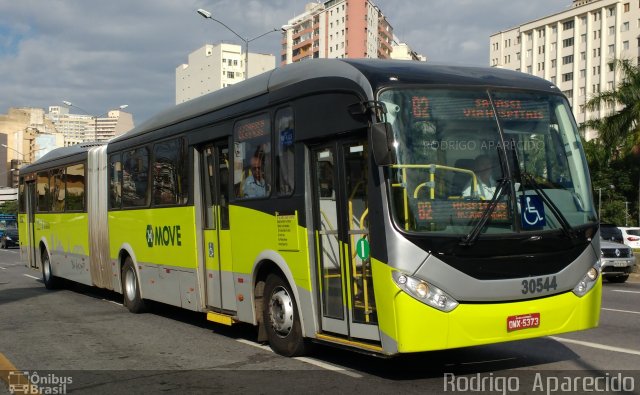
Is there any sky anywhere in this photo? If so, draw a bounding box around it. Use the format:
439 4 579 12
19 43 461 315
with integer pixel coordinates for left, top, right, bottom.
0 0 568 126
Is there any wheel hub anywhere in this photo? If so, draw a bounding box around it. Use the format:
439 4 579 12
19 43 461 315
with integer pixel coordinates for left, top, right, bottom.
269 286 294 337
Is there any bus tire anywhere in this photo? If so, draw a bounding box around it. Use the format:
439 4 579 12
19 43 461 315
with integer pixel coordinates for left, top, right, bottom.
263 273 306 357
122 257 146 313
41 249 59 290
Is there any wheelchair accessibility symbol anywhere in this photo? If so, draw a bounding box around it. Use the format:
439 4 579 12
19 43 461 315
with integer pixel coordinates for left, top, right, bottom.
520 195 546 229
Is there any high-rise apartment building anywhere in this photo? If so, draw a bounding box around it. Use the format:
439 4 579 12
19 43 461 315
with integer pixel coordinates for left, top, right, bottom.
48 106 134 144
490 0 640 140
176 43 276 104
280 0 395 64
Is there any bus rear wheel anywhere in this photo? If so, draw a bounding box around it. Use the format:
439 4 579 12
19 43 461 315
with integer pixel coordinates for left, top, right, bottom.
41 249 59 290
263 274 306 357
122 257 146 313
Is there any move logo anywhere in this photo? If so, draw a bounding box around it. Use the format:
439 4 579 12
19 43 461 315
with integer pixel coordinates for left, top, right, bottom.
146 224 182 247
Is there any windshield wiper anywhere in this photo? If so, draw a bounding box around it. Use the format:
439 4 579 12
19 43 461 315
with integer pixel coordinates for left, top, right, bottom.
460 178 509 246
521 172 576 238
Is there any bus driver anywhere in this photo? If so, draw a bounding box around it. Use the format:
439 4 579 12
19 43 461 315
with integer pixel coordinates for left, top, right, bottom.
462 154 497 199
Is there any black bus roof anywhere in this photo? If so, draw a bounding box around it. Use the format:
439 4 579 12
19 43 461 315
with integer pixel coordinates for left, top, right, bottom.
21 59 561 171
19 142 104 174
110 59 560 146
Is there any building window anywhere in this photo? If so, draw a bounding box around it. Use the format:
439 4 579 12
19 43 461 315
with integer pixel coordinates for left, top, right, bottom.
580 33 587 43
227 71 234 78
623 40 630 50
580 51 586 60
580 69 586 78
593 47 601 57
562 55 574 65
562 72 573 82
594 11 601 21
516 52 521 60
608 7 616 17
538 45 545 54
562 37 574 48
563 20 574 30
622 22 630 31
579 87 586 96
551 59 557 68
593 65 601 75
593 30 601 39
538 29 545 38
527 65 533 74
608 44 615 55
609 26 615 35
624 2 630 12
592 83 600 93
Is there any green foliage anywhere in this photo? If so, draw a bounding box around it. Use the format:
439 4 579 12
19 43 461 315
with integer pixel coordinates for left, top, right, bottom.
0 200 18 217
581 58 640 225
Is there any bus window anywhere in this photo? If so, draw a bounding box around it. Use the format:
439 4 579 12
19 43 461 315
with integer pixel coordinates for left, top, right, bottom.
275 107 295 196
66 163 85 212
233 113 271 199
152 138 188 206
109 154 122 209
50 168 65 212
36 171 49 212
122 147 150 208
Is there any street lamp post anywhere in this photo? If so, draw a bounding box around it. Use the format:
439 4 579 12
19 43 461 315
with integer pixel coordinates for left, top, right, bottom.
63 101 128 142
597 185 615 221
197 8 291 80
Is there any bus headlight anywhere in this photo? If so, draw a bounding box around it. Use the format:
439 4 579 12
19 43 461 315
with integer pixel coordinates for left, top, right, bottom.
572 261 600 297
392 271 459 312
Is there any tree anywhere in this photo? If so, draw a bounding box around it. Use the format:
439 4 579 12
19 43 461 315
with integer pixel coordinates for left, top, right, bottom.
581 58 640 158
580 58 640 225
0 200 18 217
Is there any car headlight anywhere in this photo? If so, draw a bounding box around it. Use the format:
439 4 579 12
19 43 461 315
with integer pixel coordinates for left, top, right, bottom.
5 236 11 241
392 271 459 312
572 260 600 297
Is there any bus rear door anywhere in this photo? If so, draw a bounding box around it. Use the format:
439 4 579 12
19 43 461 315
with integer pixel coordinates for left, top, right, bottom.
24 181 38 269
200 141 236 312
311 135 379 342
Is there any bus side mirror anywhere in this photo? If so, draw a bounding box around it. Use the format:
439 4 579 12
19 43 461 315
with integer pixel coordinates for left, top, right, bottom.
370 122 396 166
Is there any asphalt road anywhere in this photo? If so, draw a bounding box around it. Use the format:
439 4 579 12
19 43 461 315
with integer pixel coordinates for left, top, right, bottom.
1 247 639 394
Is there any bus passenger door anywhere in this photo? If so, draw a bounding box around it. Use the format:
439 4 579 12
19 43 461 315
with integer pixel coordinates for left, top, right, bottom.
25 181 38 269
201 142 236 311
312 136 379 341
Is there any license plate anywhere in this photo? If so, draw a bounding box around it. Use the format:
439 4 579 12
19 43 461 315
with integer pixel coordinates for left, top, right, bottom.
613 261 628 267
507 313 540 332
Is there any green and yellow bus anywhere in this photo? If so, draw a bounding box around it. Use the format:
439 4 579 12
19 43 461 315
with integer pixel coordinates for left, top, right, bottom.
18 59 601 357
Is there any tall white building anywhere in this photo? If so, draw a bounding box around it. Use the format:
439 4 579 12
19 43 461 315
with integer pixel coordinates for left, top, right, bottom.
490 0 640 140
176 43 276 104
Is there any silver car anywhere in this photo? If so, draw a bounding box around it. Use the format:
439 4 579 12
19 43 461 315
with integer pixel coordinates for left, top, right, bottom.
600 239 635 283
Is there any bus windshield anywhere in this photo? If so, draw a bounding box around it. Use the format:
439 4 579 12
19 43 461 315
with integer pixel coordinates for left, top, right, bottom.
379 88 597 236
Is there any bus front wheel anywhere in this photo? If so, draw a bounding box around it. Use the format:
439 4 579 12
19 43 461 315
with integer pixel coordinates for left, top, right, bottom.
263 274 306 357
122 257 146 313
41 249 59 290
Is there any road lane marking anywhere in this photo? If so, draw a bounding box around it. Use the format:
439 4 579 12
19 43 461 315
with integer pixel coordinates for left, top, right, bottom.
0 266 6 270
235 338 362 378
23 274 39 280
550 336 640 356
612 290 640 294
602 307 640 315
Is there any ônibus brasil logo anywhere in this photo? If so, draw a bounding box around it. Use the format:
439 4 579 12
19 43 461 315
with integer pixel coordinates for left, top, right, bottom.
146 224 182 248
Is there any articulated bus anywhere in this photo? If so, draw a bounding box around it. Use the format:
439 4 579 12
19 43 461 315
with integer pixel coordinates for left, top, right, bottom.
18 59 601 357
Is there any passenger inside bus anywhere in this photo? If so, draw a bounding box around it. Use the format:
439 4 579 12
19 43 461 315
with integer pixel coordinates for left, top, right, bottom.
242 154 268 198
462 154 497 199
